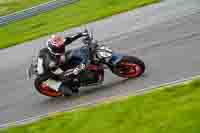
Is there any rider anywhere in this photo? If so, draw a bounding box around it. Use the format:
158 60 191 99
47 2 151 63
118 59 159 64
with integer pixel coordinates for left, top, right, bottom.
37 31 89 95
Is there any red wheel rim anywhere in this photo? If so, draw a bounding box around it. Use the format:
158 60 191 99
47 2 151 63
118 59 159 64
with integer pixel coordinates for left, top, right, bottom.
38 83 62 97
117 62 143 78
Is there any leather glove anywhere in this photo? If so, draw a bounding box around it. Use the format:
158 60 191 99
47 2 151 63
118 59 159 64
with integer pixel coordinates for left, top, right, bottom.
73 64 86 75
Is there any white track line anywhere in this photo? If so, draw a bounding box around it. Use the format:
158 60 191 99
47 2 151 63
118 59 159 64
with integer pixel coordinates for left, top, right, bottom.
0 74 200 129
0 0 78 25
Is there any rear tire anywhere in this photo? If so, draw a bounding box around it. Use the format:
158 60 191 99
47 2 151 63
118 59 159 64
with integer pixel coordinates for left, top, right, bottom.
112 56 145 78
34 77 63 97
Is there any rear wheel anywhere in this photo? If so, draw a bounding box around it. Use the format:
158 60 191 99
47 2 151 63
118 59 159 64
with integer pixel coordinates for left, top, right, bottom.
112 56 145 78
34 78 63 97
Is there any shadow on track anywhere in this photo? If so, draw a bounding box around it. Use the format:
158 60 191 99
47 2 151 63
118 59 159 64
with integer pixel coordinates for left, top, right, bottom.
39 78 135 105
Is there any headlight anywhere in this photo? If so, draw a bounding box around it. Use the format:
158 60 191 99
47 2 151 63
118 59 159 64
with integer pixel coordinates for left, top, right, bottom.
96 45 112 59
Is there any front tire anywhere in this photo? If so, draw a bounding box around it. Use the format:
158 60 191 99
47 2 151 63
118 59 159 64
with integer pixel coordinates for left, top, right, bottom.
112 56 145 78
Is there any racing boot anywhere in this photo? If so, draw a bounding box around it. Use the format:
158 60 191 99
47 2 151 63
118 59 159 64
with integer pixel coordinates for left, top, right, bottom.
59 83 73 96
70 78 80 93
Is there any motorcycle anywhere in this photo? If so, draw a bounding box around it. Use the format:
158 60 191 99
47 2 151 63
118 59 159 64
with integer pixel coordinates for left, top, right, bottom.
27 29 145 97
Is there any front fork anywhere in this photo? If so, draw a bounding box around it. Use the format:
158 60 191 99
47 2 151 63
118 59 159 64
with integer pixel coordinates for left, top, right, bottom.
103 52 124 71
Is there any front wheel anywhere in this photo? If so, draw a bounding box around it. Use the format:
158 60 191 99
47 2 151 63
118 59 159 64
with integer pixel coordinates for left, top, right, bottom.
112 56 145 78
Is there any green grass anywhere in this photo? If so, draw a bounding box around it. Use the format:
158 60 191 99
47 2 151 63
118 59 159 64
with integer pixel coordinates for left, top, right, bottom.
0 0 51 16
0 0 160 49
1 79 200 133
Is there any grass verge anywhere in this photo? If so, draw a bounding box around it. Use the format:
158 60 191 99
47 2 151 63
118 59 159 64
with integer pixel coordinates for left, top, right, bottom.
0 0 160 49
0 0 51 16
1 79 200 133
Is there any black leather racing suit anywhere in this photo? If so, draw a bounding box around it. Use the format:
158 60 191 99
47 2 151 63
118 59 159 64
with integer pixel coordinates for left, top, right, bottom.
36 33 88 95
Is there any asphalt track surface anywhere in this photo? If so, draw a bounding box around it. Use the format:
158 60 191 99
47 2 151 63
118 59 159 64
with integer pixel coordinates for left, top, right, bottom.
0 0 200 127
